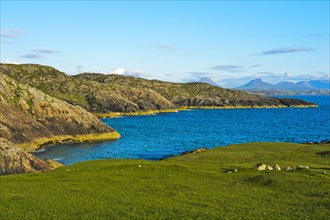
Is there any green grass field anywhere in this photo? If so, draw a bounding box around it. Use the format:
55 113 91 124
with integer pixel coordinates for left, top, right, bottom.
1 142 329 219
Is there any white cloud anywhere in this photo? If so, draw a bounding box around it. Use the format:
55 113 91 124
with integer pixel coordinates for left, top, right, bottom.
111 67 126 75
283 72 293 78
3 60 21 64
108 67 145 78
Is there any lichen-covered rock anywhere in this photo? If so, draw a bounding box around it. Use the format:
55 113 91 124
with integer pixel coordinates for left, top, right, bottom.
273 164 281 170
45 159 62 169
284 166 293 171
296 165 310 169
0 138 59 175
257 163 267 170
266 166 274 171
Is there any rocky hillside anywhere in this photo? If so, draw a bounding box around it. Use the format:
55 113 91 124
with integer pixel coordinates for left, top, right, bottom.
0 138 61 175
0 72 120 151
76 73 314 108
0 64 315 114
0 64 175 113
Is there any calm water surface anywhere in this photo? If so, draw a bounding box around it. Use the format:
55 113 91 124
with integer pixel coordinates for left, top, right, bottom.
34 96 330 165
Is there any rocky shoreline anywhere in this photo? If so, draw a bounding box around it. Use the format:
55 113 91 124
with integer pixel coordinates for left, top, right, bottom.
95 104 318 118
304 140 330 145
18 131 121 152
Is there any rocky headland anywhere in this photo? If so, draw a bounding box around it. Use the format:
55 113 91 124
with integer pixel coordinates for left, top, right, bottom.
0 72 120 174
0 64 316 116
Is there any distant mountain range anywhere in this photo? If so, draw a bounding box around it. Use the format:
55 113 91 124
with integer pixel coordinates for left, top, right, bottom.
188 77 221 87
236 78 330 95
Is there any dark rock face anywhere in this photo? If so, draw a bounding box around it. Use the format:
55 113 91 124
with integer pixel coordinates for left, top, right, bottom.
0 138 59 175
0 73 116 145
277 98 312 107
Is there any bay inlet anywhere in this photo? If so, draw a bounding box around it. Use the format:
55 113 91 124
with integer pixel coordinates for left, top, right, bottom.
34 96 330 165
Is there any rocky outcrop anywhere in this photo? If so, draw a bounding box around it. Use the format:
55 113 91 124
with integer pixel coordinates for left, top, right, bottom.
266 165 273 170
273 164 281 170
284 166 293 171
257 163 267 170
0 64 175 113
0 138 61 175
0 64 316 115
0 73 120 150
296 165 310 169
181 148 208 155
256 164 310 171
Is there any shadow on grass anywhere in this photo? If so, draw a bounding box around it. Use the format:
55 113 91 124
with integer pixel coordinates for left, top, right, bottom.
316 151 330 157
244 175 275 186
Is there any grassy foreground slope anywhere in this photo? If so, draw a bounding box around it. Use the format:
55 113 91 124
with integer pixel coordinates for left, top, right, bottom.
1 142 329 219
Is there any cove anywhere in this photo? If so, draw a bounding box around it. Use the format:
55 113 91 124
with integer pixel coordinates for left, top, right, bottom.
34 96 330 165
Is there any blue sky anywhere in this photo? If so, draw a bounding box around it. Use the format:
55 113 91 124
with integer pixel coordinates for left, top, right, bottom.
1 1 329 87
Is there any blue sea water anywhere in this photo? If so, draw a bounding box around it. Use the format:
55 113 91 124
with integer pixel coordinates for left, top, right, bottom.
34 96 330 165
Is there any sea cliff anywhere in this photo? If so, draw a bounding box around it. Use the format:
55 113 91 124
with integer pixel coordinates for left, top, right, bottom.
0 72 120 174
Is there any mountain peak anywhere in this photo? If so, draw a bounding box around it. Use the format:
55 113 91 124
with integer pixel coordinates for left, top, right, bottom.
198 77 220 87
237 78 275 90
296 81 313 87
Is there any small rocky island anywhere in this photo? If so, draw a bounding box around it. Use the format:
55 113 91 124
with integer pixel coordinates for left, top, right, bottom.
0 64 317 175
